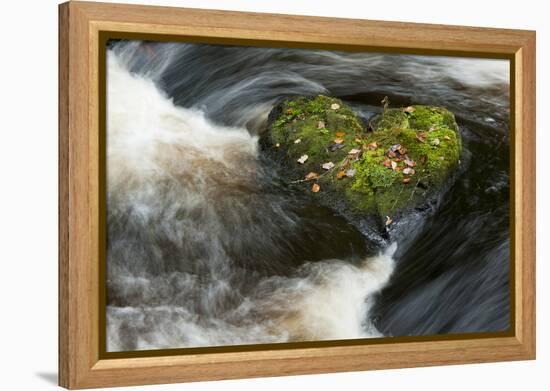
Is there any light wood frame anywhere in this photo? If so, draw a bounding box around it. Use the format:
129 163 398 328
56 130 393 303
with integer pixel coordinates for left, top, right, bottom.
59 1 536 389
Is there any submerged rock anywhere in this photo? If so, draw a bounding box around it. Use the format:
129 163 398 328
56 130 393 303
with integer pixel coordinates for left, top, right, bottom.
262 95 462 225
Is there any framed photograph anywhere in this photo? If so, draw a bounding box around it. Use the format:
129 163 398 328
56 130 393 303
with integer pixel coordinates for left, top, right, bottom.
59 1 536 389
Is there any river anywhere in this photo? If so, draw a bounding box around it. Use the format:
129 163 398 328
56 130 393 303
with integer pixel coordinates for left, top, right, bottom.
105 40 510 351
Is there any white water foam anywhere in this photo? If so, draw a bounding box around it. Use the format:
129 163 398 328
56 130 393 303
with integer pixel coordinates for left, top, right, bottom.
106 50 396 351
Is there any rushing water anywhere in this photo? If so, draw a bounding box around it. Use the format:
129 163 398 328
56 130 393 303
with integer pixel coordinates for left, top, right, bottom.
106 41 510 352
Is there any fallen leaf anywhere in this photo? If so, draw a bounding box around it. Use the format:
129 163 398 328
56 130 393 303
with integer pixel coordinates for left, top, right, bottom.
340 157 350 169
416 132 427 143
403 106 415 113
294 138 302 144
275 143 280 148
403 177 411 184
444 135 451 141
398 145 407 155
305 172 319 180
334 138 345 144
331 103 340 110
345 169 356 177
391 161 398 170
311 183 320 193
388 151 397 158
381 96 390 111
403 167 416 175
432 138 440 146
348 148 362 155
322 162 335 170
367 142 378 150
317 120 326 129
336 171 346 179
297 155 308 164
328 143 345 152
355 138 363 143
382 159 392 168
385 216 393 226
286 109 294 115
335 132 346 137
404 158 416 167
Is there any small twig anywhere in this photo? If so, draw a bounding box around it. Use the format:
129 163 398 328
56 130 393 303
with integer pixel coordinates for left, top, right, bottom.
390 183 406 212
288 165 336 184
408 176 423 201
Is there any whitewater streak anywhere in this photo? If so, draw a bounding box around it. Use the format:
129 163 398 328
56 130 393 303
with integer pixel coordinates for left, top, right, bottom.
106 51 396 351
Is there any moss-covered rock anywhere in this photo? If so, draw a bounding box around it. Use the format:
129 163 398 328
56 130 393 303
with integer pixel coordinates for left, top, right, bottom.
263 95 462 222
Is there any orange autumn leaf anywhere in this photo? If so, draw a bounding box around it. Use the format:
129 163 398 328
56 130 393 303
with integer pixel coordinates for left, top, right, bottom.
311 183 320 193
305 172 319 180
367 142 378 150
335 132 346 138
416 132 427 143
336 171 346 179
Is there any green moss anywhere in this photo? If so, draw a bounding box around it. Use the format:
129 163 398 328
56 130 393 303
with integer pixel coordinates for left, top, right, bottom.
270 95 364 172
267 97 462 218
407 105 458 131
352 149 399 191
370 109 409 131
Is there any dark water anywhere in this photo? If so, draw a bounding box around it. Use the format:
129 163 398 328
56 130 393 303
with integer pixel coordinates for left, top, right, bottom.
106 40 510 351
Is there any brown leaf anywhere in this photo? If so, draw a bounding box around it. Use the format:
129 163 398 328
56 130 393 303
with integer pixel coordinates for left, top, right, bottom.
403 177 411 184
391 161 398 170
340 157 350 169
403 167 416 175
311 183 320 193
367 142 378 150
322 162 335 170
382 158 392 168
305 172 319 180
335 132 346 138
336 171 346 179
403 106 415 113
388 150 397 158
404 158 416 167
416 132 427 143
398 145 407 155
334 138 345 144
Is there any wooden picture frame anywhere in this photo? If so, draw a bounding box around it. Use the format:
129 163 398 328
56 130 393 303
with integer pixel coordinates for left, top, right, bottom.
59 1 536 389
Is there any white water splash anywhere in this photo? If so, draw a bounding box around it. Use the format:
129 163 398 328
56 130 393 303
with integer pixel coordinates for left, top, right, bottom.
106 50 396 352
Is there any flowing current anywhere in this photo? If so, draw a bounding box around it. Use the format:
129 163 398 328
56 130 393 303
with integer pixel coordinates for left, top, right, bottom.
106 41 510 352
